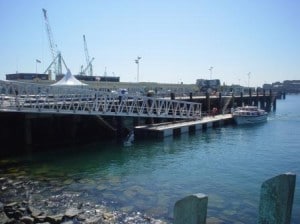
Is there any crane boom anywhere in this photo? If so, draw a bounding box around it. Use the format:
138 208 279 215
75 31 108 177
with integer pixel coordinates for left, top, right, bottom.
42 8 63 78
82 57 95 75
42 9 57 62
83 35 93 76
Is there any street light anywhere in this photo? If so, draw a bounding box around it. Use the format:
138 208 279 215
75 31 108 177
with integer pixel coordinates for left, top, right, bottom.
247 72 251 88
36 59 41 73
135 56 141 82
209 66 213 80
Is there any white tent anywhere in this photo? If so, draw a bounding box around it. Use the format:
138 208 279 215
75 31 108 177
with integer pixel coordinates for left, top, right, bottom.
51 69 87 86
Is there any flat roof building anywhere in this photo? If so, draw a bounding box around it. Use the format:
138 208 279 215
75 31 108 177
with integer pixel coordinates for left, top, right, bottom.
6 73 50 81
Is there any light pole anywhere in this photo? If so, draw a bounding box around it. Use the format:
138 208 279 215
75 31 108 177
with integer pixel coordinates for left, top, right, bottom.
135 56 141 82
209 66 213 80
36 59 41 73
247 72 251 88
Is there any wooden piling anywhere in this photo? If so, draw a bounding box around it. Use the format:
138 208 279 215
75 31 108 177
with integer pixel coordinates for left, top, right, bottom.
261 89 266 110
240 92 244 107
273 96 277 111
255 88 259 106
206 92 210 115
266 90 272 112
249 88 252 105
218 92 222 112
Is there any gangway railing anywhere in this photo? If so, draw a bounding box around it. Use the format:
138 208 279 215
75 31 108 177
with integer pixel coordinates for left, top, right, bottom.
0 80 202 120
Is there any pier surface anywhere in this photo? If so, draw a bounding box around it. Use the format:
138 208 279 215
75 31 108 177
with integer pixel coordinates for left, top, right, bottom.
134 114 233 139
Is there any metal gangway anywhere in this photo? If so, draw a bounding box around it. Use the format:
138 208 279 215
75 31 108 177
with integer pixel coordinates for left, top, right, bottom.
0 80 202 120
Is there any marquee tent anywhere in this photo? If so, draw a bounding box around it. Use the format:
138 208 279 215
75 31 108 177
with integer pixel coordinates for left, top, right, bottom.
51 69 87 86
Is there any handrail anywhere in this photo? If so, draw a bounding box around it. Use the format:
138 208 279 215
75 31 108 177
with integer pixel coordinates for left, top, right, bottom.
0 80 202 120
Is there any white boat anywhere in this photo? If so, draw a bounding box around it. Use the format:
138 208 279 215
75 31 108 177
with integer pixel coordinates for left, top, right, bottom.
232 106 268 125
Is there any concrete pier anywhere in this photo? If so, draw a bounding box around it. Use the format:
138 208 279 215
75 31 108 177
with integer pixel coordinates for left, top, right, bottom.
134 114 233 139
0 112 117 155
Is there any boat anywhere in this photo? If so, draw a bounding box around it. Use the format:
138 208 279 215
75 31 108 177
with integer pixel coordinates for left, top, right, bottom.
232 106 268 125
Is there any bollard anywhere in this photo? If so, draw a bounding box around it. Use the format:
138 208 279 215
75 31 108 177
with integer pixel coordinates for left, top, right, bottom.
258 173 296 224
174 193 208 224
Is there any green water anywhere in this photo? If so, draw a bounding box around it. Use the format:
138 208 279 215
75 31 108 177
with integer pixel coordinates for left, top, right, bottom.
1 95 300 223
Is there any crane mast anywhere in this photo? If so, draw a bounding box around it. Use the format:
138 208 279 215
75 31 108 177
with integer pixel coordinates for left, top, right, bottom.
83 35 93 76
42 8 62 78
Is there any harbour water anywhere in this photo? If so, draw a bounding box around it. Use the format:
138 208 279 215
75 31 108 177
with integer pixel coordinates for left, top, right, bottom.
1 95 299 223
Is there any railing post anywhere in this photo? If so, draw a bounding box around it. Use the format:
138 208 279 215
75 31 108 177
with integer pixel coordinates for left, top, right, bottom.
174 193 208 224
258 173 296 224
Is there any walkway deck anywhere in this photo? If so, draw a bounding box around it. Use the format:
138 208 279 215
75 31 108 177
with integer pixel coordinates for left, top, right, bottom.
134 114 233 139
0 80 201 120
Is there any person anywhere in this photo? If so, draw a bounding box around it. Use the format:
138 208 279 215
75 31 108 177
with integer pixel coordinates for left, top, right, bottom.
212 107 218 117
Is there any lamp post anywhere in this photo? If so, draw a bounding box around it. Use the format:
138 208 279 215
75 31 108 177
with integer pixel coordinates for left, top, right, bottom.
135 56 141 82
209 66 213 80
36 59 41 73
247 72 251 88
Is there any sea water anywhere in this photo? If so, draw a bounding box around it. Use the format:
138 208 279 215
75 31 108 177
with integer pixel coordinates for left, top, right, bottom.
1 94 299 223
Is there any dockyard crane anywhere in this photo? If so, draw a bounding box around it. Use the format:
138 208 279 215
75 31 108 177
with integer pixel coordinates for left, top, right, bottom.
83 34 93 76
42 8 63 79
82 57 95 75
44 53 69 75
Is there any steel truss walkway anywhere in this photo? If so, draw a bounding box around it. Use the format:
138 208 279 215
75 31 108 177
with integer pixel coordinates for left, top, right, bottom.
0 80 202 120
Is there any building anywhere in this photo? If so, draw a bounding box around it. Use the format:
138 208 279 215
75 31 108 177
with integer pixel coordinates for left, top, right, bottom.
196 79 221 92
56 75 120 82
282 80 300 93
268 80 300 93
6 73 50 81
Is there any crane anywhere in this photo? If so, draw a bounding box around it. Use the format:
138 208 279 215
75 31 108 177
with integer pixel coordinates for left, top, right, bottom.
83 34 93 76
82 57 95 75
42 8 62 78
44 53 68 75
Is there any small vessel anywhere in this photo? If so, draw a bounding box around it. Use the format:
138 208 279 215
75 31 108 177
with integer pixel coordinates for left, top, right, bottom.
232 106 268 125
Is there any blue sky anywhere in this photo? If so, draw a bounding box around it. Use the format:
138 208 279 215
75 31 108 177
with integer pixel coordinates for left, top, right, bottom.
0 0 299 87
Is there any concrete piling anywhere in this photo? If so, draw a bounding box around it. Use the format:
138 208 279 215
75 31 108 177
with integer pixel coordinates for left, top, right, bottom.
173 173 296 224
258 173 296 224
174 193 208 224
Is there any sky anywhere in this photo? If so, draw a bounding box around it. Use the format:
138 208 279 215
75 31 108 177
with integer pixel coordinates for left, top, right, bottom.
0 0 299 87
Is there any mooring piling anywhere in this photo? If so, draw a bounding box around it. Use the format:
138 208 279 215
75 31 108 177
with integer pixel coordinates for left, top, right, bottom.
258 173 296 224
173 173 296 224
173 193 208 224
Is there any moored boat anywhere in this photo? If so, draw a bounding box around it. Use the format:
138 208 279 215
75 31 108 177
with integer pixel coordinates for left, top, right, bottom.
232 106 268 125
